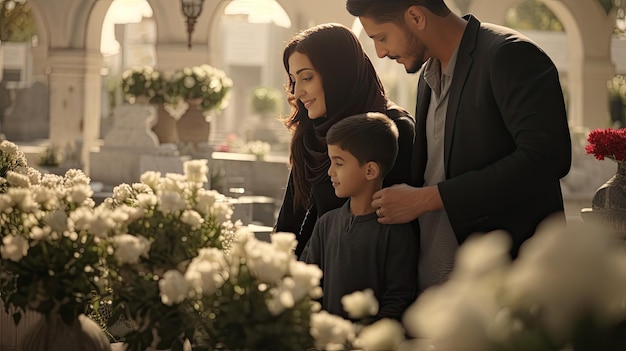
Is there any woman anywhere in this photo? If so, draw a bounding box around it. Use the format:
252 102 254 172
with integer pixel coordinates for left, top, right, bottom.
275 23 415 258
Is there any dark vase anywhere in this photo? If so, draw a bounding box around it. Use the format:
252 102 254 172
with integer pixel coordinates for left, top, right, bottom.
591 160 626 233
176 99 211 149
152 103 179 144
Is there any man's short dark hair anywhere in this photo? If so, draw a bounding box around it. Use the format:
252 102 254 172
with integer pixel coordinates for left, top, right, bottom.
346 0 451 23
326 112 399 178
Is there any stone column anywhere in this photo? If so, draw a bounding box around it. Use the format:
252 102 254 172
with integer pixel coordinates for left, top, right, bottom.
567 57 615 130
47 50 102 175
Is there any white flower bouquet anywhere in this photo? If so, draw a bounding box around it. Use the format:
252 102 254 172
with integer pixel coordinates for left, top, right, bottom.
310 289 406 351
166 64 233 114
243 140 271 159
307 218 626 351
0 144 109 325
102 159 237 351
191 229 322 351
403 219 626 351
0 139 29 193
121 65 167 104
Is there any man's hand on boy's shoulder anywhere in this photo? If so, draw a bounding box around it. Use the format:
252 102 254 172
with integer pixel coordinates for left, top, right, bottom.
372 184 443 224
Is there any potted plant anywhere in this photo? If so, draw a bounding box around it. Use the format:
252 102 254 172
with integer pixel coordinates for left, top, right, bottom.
165 64 233 149
166 64 233 114
245 86 285 146
121 65 167 105
251 86 281 117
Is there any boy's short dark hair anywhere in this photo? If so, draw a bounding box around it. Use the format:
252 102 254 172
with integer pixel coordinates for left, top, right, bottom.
326 112 399 178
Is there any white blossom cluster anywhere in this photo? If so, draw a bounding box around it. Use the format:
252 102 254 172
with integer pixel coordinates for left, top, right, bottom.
310 289 406 351
0 168 96 263
404 219 626 351
158 229 323 313
103 159 234 269
0 160 111 321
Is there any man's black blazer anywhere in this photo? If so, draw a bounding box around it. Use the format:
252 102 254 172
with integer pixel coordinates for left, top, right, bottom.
411 15 572 257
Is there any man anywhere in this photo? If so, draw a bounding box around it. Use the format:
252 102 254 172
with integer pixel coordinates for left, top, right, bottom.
346 0 571 292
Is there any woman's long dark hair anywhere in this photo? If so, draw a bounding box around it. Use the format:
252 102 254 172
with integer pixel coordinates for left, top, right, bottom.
282 23 387 209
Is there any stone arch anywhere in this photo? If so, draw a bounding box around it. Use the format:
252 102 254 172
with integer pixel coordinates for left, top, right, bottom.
203 0 296 142
85 0 114 53
21 1 49 47
15 1 49 79
148 0 227 73
469 0 615 129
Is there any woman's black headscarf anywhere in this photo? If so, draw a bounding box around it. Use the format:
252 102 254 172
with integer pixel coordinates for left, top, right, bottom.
283 23 387 207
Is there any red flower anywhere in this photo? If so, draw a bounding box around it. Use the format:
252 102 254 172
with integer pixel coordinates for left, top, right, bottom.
585 128 626 161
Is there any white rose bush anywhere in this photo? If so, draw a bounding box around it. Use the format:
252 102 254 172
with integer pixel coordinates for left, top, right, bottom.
0 140 110 326
5 138 626 351
192 229 323 351
403 218 626 351
101 159 238 351
308 218 626 351
0 142 327 350
310 289 407 351
166 64 233 115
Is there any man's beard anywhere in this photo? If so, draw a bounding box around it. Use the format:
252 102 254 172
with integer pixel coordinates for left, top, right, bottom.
405 31 427 74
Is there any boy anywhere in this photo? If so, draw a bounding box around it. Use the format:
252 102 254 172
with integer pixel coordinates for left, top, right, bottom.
301 112 417 323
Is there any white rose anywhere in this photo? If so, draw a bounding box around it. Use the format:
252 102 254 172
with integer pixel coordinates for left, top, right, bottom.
136 193 158 209
194 189 223 215
289 260 323 301
29 226 51 241
67 183 93 205
183 76 196 89
341 289 379 320
131 182 153 195
32 186 58 210
244 239 289 284
180 210 203 230
1 235 29 262
45 209 68 233
63 169 91 186
80 205 118 239
310 310 355 349
111 234 152 264
353 319 405 351
271 232 297 254
210 201 233 224
157 190 187 214
0 194 11 213
267 277 296 316
69 206 93 231
6 171 30 188
184 248 228 296
183 159 209 184
8 188 37 212
140 171 161 190
159 270 190 306
112 183 133 203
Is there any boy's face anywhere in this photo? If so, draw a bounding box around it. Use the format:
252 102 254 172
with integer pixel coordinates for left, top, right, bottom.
327 144 369 199
359 15 428 74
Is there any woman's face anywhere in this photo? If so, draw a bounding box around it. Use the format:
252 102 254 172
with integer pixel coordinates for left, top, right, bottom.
288 52 327 119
